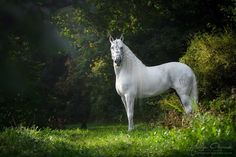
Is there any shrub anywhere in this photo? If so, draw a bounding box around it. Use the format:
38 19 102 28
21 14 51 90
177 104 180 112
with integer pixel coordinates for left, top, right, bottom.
209 94 236 114
180 32 236 98
159 94 184 113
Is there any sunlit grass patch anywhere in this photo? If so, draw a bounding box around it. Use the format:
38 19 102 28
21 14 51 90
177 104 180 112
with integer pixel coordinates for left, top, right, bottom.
0 112 235 157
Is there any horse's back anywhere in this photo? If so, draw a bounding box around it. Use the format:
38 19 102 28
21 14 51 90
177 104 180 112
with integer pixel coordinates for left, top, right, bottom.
159 62 194 75
159 62 196 91
137 62 193 97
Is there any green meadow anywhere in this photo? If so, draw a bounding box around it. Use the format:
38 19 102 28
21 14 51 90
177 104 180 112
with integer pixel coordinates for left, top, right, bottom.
0 112 235 157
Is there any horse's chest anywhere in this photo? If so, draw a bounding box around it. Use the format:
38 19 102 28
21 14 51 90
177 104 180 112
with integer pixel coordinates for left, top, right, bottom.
115 78 133 96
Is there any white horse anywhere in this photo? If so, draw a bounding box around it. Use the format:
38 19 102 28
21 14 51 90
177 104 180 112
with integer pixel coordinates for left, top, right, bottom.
109 35 198 131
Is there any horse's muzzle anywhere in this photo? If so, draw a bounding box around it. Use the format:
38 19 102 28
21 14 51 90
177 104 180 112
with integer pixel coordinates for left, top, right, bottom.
115 59 121 66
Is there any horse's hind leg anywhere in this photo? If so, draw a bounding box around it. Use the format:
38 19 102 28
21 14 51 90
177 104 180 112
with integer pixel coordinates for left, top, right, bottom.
174 75 193 114
178 94 192 114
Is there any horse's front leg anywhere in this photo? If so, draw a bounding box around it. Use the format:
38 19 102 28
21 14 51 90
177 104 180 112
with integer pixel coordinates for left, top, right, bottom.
125 94 135 131
121 96 127 113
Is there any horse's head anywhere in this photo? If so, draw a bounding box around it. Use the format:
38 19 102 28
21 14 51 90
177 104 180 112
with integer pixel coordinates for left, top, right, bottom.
109 34 125 66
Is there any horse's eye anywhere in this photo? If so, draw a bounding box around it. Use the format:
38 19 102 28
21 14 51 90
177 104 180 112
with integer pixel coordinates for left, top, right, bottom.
120 47 123 50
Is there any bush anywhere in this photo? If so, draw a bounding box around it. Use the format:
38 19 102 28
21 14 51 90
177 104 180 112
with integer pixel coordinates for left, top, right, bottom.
180 32 236 98
209 94 236 114
159 94 184 113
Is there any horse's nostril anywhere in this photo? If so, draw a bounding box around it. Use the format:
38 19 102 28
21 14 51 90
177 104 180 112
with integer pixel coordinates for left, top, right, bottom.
115 59 121 65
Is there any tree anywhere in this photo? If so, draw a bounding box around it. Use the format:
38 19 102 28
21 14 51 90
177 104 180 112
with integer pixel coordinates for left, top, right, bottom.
0 0 73 128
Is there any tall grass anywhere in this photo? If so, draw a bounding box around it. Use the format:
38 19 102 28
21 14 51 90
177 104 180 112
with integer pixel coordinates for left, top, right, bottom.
0 111 235 157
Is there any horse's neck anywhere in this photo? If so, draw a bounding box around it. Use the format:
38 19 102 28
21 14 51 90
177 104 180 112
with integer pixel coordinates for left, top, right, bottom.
124 44 145 68
114 44 145 77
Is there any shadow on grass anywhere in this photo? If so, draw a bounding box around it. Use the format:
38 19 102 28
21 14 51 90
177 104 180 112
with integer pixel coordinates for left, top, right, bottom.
0 128 91 157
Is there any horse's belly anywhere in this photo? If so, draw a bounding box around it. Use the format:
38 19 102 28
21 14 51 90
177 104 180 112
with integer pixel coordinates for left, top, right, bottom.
137 72 171 98
137 84 170 98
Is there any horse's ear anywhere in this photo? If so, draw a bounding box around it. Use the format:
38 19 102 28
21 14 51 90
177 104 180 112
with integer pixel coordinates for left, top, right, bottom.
120 34 124 41
109 35 114 44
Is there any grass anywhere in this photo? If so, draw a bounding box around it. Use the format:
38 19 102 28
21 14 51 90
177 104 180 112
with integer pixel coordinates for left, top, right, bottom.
0 112 235 157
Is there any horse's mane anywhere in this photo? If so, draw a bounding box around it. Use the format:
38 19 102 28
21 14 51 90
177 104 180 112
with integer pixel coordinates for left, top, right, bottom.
122 43 145 67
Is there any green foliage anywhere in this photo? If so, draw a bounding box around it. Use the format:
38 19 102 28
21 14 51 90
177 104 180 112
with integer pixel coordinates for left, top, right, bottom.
1 0 236 128
89 57 124 122
0 1 75 128
209 95 236 115
53 7 124 124
0 112 235 157
159 94 184 113
180 32 236 98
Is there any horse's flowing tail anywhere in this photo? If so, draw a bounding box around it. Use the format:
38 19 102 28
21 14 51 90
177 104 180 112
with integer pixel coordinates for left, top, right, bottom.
190 75 198 103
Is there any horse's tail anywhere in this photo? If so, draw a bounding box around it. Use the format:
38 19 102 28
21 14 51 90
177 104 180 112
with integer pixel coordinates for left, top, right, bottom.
190 74 198 104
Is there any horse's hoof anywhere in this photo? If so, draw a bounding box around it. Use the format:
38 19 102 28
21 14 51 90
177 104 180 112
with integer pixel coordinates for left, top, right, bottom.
128 127 134 131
